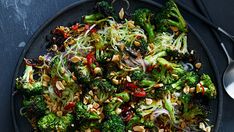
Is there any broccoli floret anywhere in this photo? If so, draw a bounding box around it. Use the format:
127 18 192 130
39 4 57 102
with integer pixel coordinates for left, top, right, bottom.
196 74 216 97
22 95 47 118
182 106 205 120
50 57 74 84
171 72 199 90
155 0 187 33
179 93 191 113
83 13 104 24
144 51 167 65
139 79 156 92
126 115 155 130
104 91 130 115
72 63 91 83
83 1 117 24
172 32 188 54
102 115 125 132
56 113 74 131
133 9 155 42
95 1 117 19
150 58 185 84
164 93 177 123
115 91 130 102
136 99 162 117
16 65 43 95
130 69 147 81
75 102 100 120
92 78 117 93
157 57 185 76
153 32 174 53
79 121 101 132
38 113 57 131
96 49 115 64
38 113 74 131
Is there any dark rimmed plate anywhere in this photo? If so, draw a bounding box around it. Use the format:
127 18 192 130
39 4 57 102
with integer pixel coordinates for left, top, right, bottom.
11 0 223 131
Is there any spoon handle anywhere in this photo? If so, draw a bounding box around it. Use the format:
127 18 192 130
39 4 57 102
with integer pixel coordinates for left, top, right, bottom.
175 0 234 43
193 0 233 64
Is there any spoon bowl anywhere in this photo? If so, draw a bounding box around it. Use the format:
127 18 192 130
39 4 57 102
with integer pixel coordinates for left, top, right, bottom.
223 61 234 99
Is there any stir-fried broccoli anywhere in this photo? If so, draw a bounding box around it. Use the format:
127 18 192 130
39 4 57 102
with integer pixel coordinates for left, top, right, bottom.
83 1 117 23
136 99 162 117
155 0 187 33
150 58 185 84
38 113 74 131
139 79 156 92
96 49 115 64
22 95 47 118
102 115 125 132
171 71 199 90
72 63 91 83
196 74 216 97
164 93 177 123
126 115 155 130
92 78 117 93
179 93 191 113
153 32 174 53
144 51 167 65
79 121 101 132
75 102 100 120
95 1 117 19
104 91 130 115
130 69 147 81
172 32 188 54
133 9 155 42
183 106 205 120
16 65 43 95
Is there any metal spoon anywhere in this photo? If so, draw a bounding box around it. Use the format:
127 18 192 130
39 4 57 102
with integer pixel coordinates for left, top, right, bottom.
192 0 234 99
222 43 234 98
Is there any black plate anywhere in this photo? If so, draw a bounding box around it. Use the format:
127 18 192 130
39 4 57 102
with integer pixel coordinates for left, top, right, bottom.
11 0 223 131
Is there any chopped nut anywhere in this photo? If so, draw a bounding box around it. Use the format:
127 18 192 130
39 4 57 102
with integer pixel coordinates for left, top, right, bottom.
43 74 51 82
85 128 91 132
72 72 77 81
115 108 122 114
183 85 190 94
93 102 100 109
117 98 123 103
94 67 102 75
195 62 202 69
119 8 124 19
199 122 206 131
38 55 44 61
158 129 164 132
189 87 195 93
127 20 135 28
154 83 164 88
62 80 67 86
70 56 82 63
88 90 94 96
111 54 120 62
87 104 93 111
196 84 201 93
42 81 48 87
205 126 211 132
56 81 65 90
126 76 131 82
133 126 145 132
145 98 153 105
56 111 63 117
83 97 88 105
119 43 125 51
52 45 57 51
134 41 141 47
112 77 119 85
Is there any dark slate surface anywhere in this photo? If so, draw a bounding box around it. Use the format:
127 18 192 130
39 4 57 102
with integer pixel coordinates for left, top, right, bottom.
0 0 233 131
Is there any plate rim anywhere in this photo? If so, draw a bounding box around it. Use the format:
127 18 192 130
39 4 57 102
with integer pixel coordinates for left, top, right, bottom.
11 0 223 131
